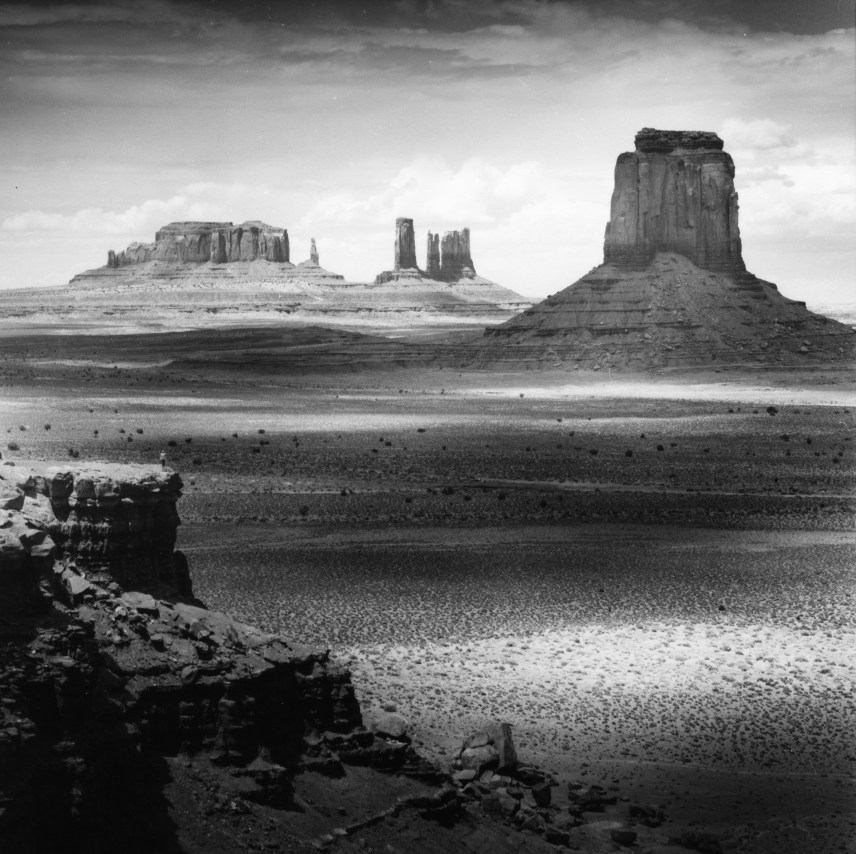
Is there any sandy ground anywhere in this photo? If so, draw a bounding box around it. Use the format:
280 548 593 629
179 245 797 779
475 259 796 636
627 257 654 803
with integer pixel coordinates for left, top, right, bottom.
1 356 854 852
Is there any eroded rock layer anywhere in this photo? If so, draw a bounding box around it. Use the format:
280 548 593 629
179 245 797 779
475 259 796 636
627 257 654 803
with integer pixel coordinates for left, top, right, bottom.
483 128 855 369
108 221 290 267
440 229 476 281
604 128 744 275
0 461 439 850
394 217 418 270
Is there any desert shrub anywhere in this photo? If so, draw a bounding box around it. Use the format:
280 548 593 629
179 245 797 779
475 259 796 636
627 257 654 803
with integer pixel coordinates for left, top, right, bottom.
43 424 51 431
167 440 177 447
7 441 19 451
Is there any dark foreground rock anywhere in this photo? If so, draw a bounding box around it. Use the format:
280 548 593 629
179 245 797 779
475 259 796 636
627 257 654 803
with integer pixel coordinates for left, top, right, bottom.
0 461 724 853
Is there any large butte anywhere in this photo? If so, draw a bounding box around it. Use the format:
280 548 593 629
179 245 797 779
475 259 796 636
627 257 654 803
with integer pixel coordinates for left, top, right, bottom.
485 128 855 370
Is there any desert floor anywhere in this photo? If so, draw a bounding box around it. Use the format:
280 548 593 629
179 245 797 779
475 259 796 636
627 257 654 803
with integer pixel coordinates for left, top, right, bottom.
1 351 854 853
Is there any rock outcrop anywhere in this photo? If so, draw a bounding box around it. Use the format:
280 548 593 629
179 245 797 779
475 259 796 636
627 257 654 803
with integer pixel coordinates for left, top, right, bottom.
426 231 441 279
375 220 488 287
439 229 476 281
2 215 531 333
483 128 856 369
603 129 744 275
0 461 446 851
394 217 418 270
108 221 290 267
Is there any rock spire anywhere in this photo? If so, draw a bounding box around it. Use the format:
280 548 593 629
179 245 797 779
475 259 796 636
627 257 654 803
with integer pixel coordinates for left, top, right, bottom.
439 229 476 281
310 238 319 264
394 217 418 270
426 231 441 279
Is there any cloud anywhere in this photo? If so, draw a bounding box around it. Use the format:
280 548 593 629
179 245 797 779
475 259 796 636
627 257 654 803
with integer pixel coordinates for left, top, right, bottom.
1 182 275 238
721 118 797 151
298 157 547 232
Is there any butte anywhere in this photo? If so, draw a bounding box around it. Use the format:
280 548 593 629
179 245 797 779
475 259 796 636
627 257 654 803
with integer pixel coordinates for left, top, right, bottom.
484 128 855 370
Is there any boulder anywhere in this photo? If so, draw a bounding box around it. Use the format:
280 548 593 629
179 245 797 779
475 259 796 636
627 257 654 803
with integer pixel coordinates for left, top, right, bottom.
370 711 409 740
456 721 517 775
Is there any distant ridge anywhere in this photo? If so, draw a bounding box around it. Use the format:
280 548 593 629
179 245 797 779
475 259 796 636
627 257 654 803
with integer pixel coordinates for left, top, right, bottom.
0 220 530 334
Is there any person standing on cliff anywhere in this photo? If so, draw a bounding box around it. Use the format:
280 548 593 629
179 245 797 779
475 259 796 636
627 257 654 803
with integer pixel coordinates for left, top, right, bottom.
160 450 166 469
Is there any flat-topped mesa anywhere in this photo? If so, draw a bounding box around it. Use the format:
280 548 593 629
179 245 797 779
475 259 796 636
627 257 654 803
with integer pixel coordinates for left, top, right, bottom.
394 217 418 270
106 221 290 267
439 229 476 281
604 128 745 275
633 128 725 153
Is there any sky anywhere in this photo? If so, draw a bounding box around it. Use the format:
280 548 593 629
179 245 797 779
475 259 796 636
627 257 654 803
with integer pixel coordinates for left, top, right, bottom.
1 0 854 304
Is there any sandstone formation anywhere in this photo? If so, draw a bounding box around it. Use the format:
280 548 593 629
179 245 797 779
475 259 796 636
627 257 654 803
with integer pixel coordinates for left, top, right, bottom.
439 229 476 281
0 216 530 332
426 231 441 279
394 217 418 270
108 221 290 267
374 219 492 289
0 461 441 850
484 128 856 369
1 460 695 852
604 129 744 275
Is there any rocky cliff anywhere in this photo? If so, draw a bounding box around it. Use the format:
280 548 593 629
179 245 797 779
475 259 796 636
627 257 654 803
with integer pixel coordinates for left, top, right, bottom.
375 220 487 287
426 231 441 279
483 128 855 369
2 460 677 853
107 221 290 267
439 229 476 281
603 128 744 275
394 217 418 270
0 461 443 851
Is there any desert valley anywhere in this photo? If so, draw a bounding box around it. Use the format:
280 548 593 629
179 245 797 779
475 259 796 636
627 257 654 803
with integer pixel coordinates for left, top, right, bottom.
1 121 854 854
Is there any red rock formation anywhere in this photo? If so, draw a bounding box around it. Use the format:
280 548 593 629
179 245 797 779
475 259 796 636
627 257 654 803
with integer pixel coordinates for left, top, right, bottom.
394 217 418 270
439 229 476 281
604 129 744 275
484 128 855 368
426 231 441 279
107 221 290 267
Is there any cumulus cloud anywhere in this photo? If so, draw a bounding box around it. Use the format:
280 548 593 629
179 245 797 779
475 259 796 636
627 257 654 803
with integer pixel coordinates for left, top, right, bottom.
721 118 797 151
1 182 276 237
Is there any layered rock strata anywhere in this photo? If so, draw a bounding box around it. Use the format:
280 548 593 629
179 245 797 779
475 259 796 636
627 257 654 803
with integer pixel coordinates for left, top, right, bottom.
426 231 441 279
439 229 476 281
108 221 290 267
0 461 439 849
376 221 483 286
484 129 855 368
604 128 744 275
394 217 418 270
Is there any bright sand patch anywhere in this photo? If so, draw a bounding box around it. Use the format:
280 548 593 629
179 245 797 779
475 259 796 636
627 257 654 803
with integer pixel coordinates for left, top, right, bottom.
341 621 855 776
